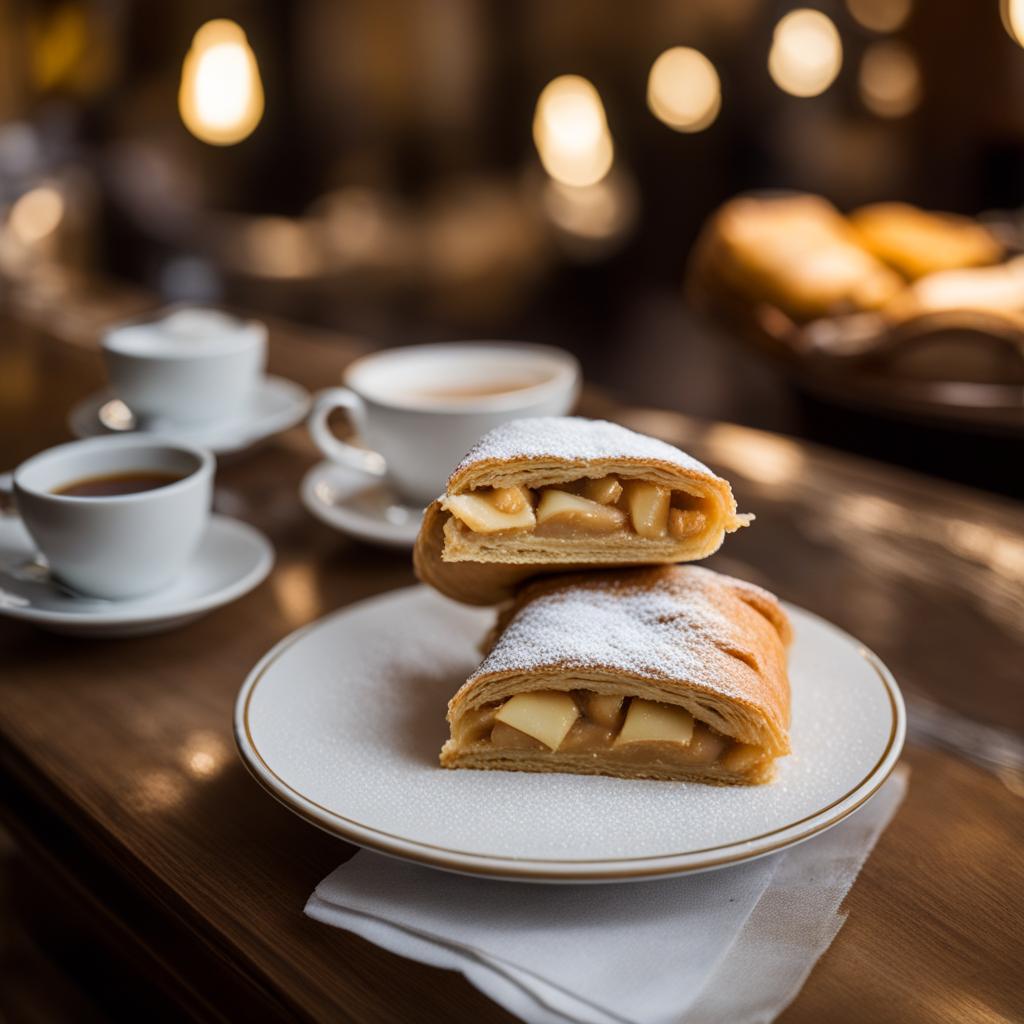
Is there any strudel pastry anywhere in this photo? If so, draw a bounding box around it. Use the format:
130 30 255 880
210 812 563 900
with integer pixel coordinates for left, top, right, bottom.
441 565 792 785
414 417 752 606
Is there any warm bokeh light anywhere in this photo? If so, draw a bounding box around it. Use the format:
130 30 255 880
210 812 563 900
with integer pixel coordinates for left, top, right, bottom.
768 9 843 98
178 19 264 146
240 216 321 277
8 186 64 243
319 187 401 268
646 47 721 133
127 770 186 813
271 562 322 626
533 75 614 187
706 425 807 486
1001 0 1024 47
542 172 637 246
859 41 921 118
181 730 230 779
846 0 912 33
30 3 88 90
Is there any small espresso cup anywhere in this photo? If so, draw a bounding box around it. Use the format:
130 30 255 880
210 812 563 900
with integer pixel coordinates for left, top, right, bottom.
12 436 214 600
308 342 580 505
102 307 268 424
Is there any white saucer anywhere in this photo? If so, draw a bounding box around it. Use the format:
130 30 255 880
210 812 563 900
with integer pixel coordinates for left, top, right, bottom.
300 460 423 549
68 376 311 455
235 585 906 883
0 513 274 637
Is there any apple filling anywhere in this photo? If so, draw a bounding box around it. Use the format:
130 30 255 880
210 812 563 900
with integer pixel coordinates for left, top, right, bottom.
455 690 766 772
443 477 709 541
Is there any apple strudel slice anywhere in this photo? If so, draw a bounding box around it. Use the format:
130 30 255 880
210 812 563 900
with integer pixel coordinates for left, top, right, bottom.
441 565 792 785
414 417 751 606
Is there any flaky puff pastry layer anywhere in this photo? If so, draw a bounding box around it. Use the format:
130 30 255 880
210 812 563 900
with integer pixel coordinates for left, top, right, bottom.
441 566 792 785
414 417 751 606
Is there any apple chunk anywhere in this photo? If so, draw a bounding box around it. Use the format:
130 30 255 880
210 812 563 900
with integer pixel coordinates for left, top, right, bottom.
669 508 707 541
536 490 626 533
445 491 535 533
494 691 579 750
582 693 626 730
582 475 623 505
491 485 533 514
614 699 694 747
624 482 671 538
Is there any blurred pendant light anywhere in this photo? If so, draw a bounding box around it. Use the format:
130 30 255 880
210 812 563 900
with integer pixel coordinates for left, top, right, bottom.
532 75 614 187
8 186 64 244
1001 0 1024 47
846 0 912 33
768 9 843 97
647 47 721 133
859 40 921 118
178 19 264 146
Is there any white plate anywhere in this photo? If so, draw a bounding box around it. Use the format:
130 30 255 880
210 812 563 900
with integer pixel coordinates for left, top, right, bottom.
68 375 311 455
0 513 273 637
235 585 905 882
300 460 423 549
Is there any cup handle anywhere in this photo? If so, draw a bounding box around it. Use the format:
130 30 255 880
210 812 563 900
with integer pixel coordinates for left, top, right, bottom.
308 388 387 477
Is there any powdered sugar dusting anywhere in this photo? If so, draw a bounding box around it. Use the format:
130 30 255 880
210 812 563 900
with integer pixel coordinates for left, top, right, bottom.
451 417 715 483
470 570 756 702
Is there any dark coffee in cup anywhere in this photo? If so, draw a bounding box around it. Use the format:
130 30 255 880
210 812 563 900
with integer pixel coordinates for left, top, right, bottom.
53 471 185 498
13 437 214 599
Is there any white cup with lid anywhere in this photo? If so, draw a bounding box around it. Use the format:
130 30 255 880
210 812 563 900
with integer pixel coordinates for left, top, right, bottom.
102 307 267 424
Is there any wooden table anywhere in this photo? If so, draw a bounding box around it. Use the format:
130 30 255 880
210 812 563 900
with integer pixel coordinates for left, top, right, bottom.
1 312 1022 1024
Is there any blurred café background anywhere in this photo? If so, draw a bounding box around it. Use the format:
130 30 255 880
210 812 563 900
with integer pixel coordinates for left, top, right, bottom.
1 0 1022 494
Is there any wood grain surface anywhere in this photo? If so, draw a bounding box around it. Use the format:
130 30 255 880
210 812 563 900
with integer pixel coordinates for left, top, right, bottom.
1 310 1022 1024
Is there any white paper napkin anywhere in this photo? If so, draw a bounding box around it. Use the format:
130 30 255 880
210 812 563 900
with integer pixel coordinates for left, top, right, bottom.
306 768 907 1024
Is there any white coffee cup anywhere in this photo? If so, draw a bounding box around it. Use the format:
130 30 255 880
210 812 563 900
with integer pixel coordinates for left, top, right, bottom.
308 342 580 505
12 436 214 600
102 307 267 424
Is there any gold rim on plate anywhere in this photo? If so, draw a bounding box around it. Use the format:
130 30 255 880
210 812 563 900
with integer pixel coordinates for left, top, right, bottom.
234 599 905 881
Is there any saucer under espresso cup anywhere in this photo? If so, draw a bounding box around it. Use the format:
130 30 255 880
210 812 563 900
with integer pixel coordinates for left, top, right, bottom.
103 306 268 425
0 513 273 637
308 342 580 507
10 436 214 600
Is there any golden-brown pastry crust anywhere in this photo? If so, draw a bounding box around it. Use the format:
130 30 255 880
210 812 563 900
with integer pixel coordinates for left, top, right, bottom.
441 566 792 784
692 194 904 322
850 202 1003 281
413 417 752 606
414 500 539 607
